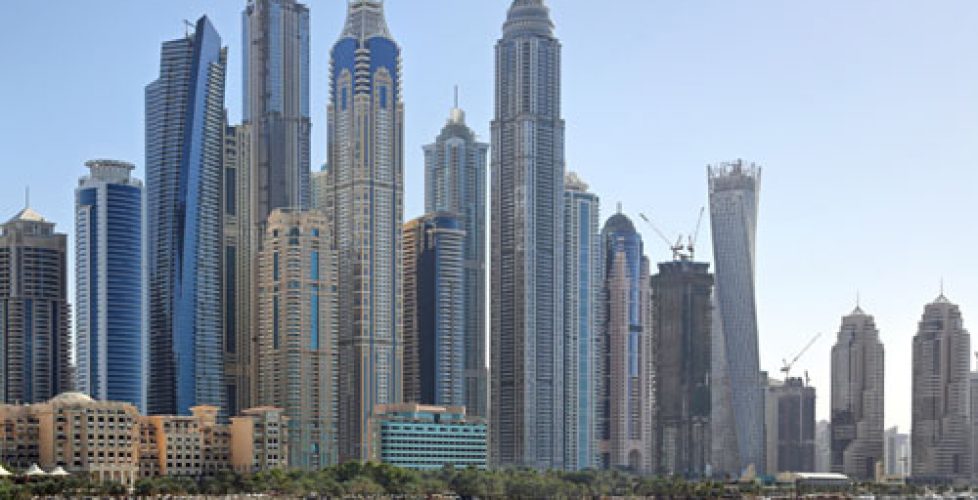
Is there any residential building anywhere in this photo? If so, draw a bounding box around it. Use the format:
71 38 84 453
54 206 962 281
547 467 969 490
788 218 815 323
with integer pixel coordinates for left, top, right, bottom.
257 209 336 468
596 212 653 473
765 377 816 474
708 159 764 475
652 259 713 477
402 214 465 407
327 0 404 461
912 293 971 484
311 164 328 213
231 407 290 473
972 373 978 483
75 160 144 413
368 404 487 471
423 96 489 419
146 16 227 416
815 420 831 473
884 427 910 478
236 0 311 415
0 206 72 404
831 304 884 480
491 0 566 470
562 173 600 470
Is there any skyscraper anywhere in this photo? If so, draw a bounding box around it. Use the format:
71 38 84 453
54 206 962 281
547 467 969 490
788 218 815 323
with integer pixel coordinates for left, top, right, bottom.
146 16 227 416
401 214 465 407
764 377 816 474
652 259 712 477
327 0 404 462
423 96 489 419
562 173 600 470
598 212 653 473
491 0 566 470
75 160 145 412
257 209 336 469
884 427 910 478
708 160 764 474
912 293 971 484
234 0 311 416
0 207 72 404
830 305 884 480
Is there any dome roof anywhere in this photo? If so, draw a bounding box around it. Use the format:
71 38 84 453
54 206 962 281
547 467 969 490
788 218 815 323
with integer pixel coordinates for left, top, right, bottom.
49 392 95 405
504 0 554 38
604 213 636 235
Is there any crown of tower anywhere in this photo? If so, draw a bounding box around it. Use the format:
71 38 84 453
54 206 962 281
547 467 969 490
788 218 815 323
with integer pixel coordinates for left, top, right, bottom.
342 0 391 40
504 0 554 37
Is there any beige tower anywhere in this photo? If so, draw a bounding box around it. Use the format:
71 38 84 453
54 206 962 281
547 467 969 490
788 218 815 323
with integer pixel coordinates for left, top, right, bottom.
257 209 336 468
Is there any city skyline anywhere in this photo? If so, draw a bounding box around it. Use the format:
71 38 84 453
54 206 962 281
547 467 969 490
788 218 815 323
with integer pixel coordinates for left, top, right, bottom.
5 0 978 436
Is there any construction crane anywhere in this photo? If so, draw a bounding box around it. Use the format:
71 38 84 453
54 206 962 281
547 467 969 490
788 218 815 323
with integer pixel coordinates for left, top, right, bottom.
638 207 705 261
780 332 822 381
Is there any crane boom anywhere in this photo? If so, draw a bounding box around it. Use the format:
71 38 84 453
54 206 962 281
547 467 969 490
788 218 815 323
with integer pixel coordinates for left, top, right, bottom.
780 332 822 380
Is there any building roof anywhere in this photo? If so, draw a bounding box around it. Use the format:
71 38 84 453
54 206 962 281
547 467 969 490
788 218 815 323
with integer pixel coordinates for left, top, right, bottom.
604 213 636 235
341 0 391 41
7 207 46 223
48 392 96 405
504 0 554 38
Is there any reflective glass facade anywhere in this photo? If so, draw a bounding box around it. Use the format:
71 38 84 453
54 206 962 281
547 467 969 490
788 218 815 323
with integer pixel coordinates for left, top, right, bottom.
146 16 227 416
75 160 145 412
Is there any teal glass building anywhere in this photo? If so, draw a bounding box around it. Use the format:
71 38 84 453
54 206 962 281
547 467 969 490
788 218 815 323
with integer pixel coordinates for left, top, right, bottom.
370 404 487 471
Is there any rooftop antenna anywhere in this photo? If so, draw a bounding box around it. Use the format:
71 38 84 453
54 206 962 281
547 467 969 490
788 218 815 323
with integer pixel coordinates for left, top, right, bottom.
617 202 622 214
25 186 29 209
454 85 459 109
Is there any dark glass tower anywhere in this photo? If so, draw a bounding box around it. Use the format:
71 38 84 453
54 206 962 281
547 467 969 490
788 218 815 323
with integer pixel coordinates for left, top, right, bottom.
327 0 404 462
75 160 145 412
146 16 227 416
491 0 566 469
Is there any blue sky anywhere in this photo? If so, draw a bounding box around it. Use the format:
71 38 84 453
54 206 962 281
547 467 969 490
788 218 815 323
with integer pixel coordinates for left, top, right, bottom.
4 0 978 432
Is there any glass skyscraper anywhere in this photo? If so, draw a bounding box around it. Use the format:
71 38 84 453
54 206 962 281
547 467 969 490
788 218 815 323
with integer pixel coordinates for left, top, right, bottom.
598 212 653 473
708 160 765 474
75 160 145 412
146 16 227 416
562 173 600 470
326 0 404 462
491 0 566 470
423 98 489 419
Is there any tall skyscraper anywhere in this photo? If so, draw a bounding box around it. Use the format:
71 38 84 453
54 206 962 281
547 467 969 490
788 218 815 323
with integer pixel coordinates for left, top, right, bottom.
327 0 404 462
652 259 713 477
764 377 816 474
562 173 600 470
75 160 145 412
311 164 329 213
0 207 72 404
597 213 653 473
401 214 465 407
146 16 227 416
912 293 971 484
423 95 489 419
830 304 884 480
257 209 336 469
815 420 832 473
233 0 311 417
491 0 566 470
708 160 764 475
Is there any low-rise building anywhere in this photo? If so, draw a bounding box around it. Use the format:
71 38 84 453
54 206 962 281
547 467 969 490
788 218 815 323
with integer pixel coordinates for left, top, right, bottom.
231 407 289 473
369 404 487 471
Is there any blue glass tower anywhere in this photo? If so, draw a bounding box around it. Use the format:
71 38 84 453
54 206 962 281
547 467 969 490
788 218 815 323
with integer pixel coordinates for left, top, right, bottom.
75 160 145 412
146 16 227 416
327 0 404 461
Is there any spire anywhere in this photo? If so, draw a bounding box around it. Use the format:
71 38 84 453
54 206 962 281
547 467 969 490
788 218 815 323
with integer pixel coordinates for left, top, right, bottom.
936 277 950 303
448 86 465 125
852 291 865 316
341 0 391 41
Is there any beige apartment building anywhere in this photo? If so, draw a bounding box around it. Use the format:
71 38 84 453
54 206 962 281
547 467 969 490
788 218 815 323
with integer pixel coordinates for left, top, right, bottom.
0 393 286 487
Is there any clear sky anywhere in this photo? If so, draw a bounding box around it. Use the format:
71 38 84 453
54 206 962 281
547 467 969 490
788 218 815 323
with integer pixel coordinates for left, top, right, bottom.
3 0 978 433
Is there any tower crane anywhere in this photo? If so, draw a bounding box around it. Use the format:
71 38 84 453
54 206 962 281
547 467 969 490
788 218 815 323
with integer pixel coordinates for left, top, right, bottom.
638 206 705 261
780 332 822 382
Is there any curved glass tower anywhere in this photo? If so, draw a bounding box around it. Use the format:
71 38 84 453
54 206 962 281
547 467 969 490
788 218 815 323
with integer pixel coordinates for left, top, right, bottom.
327 0 404 462
708 159 764 474
146 16 227 416
491 0 566 469
75 160 145 412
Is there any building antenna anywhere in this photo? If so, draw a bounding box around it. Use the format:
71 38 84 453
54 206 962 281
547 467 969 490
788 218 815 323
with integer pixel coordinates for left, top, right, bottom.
25 186 29 209
454 85 459 109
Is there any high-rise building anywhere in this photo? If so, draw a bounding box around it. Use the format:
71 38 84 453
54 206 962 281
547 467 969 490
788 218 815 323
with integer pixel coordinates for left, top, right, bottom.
311 164 329 213
765 377 816 474
327 0 404 462
884 426 910 478
708 159 764 475
233 0 311 417
257 209 336 469
912 293 971 484
971 373 978 483
596 213 653 473
652 259 713 477
146 16 227 416
562 173 600 470
75 160 145 412
830 305 884 480
815 420 832 473
423 96 489 419
491 0 566 470
0 207 72 403
402 215 465 407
